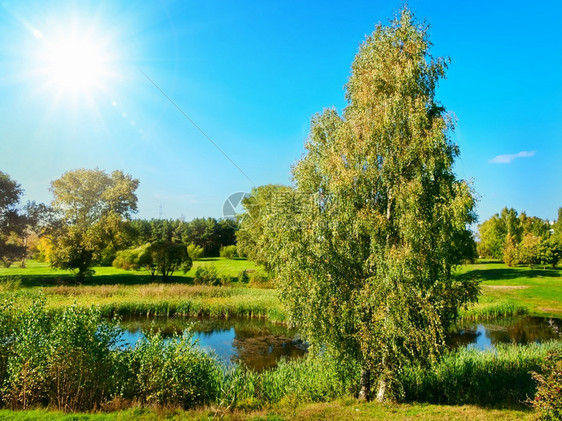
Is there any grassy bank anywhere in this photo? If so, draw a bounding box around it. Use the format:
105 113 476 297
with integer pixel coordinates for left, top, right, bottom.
455 261 562 318
0 259 286 321
0 401 533 420
1 259 561 321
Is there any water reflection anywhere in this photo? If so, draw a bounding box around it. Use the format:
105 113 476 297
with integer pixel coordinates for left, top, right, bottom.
119 316 307 372
449 316 562 350
119 315 561 371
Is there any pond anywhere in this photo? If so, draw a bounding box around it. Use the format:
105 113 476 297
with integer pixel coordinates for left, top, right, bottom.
119 316 307 371
448 316 561 350
119 315 561 371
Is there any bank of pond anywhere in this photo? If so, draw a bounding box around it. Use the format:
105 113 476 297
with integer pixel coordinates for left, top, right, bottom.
0 299 560 413
120 315 562 371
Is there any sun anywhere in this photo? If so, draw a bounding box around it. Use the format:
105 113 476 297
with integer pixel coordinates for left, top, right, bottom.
33 20 116 97
44 36 108 91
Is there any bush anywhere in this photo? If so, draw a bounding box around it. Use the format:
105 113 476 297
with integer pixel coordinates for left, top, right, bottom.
400 342 562 405
237 269 250 283
531 324 562 420
248 272 273 288
0 297 225 411
125 330 222 408
187 243 204 261
220 245 238 259
0 298 121 411
193 265 220 286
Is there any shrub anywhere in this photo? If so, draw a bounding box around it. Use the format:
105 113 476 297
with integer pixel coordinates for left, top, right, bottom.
400 342 562 405
193 265 220 286
237 270 250 283
0 276 22 292
0 298 122 411
187 243 204 261
124 330 222 409
531 322 562 420
248 272 273 288
220 245 238 259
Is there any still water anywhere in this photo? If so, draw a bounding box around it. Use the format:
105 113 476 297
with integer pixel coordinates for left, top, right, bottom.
119 317 307 371
119 316 561 371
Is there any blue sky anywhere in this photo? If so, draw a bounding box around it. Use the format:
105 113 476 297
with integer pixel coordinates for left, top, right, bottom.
0 0 560 222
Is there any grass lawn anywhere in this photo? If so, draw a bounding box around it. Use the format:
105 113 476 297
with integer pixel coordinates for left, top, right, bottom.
0 401 532 420
456 261 562 317
0 258 266 287
0 258 285 320
0 258 560 320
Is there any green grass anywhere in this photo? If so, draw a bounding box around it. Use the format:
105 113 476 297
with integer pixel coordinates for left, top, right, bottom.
0 259 285 321
0 401 533 420
1 259 561 322
456 261 562 318
0 258 267 287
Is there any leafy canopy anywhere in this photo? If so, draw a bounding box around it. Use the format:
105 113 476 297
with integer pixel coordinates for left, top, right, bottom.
49 169 139 279
259 8 478 400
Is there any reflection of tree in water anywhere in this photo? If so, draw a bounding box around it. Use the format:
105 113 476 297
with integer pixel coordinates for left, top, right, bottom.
448 316 562 349
447 328 480 349
232 331 307 371
119 316 307 371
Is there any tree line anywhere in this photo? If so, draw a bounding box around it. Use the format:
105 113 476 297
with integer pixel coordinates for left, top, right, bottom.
477 207 562 268
0 169 237 280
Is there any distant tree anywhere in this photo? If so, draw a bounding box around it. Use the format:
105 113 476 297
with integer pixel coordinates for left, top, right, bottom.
49 169 139 281
114 241 191 281
261 8 478 401
0 172 26 267
517 233 541 268
477 215 505 259
538 237 562 269
519 212 550 239
187 243 204 260
219 245 237 259
502 234 519 267
477 208 522 260
237 184 293 270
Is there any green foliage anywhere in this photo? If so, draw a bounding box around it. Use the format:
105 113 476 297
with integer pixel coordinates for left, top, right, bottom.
0 298 223 411
502 233 520 267
401 342 562 405
219 245 238 259
186 243 204 261
125 330 221 408
49 169 139 281
221 353 358 408
538 237 562 269
518 233 542 268
237 269 250 283
237 185 293 271
193 265 220 285
0 298 120 411
260 8 479 400
0 276 22 292
0 172 26 269
113 242 192 281
129 218 238 257
531 346 562 420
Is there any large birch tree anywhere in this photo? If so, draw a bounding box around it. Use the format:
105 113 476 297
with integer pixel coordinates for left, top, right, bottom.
264 8 478 400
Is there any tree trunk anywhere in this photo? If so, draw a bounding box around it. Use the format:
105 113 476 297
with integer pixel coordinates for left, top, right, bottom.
376 374 387 402
358 367 371 400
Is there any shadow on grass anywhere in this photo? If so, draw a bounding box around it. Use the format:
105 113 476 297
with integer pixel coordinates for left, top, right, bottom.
457 266 562 282
2 273 196 287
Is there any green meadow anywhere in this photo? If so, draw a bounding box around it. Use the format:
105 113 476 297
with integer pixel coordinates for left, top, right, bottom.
1 258 560 320
456 261 562 318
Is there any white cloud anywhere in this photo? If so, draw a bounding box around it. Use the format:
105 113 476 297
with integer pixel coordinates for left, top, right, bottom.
489 150 536 164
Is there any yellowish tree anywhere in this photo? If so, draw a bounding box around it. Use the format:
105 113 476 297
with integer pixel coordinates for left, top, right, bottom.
263 8 478 400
